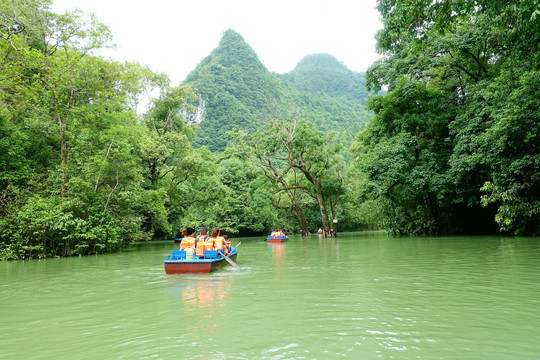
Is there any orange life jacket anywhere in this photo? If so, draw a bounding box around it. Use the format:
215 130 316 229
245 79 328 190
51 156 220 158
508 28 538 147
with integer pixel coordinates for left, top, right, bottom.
195 237 207 257
212 236 228 255
180 235 195 249
204 238 215 251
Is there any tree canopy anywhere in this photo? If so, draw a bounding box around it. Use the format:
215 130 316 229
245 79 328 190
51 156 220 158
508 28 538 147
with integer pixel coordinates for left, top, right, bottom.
352 0 539 235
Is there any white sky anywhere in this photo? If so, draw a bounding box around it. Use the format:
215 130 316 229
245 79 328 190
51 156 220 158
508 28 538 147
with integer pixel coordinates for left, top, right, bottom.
52 0 383 85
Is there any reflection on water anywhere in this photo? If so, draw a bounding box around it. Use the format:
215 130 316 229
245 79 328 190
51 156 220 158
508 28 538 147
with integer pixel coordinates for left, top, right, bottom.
269 243 286 278
181 277 229 314
1 234 540 359
163 273 233 342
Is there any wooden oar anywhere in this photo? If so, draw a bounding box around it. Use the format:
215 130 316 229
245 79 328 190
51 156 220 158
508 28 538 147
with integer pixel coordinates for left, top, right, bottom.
220 242 241 269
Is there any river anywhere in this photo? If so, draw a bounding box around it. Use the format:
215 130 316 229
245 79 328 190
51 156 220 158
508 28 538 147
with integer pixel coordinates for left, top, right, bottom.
1 232 539 359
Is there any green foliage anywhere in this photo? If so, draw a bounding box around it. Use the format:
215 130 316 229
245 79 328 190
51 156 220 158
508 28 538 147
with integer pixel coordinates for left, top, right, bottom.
0 3 208 259
456 70 540 234
281 53 369 102
212 157 278 234
354 0 539 235
184 31 373 151
0 195 134 259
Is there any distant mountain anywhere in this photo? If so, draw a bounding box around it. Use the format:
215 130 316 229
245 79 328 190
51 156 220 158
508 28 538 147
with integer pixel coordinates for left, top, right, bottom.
277 53 373 143
182 29 373 151
183 29 282 151
280 53 369 104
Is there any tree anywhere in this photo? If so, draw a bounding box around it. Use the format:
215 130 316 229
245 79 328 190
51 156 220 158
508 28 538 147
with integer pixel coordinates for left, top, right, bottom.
142 86 196 186
0 2 180 258
274 119 344 235
233 118 344 235
355 0 539 235
231 128 312 235
352 77 458 235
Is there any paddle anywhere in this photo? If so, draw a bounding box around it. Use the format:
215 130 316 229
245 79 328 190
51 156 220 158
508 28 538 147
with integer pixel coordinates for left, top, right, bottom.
220 241 241 269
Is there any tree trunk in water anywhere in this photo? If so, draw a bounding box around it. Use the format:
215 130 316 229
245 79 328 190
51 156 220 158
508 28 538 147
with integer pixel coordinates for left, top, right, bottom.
316 188 331 235
293 204 309 236
301 170 330 234
271 168 310 236
56 96 67 197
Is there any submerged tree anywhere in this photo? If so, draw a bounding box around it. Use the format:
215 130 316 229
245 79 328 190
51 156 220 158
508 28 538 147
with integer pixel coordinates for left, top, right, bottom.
272 119 344 235
231 128 311 235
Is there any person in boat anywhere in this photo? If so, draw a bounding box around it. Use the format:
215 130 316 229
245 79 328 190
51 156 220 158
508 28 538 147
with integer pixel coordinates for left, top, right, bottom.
270 229 278 238
179 228 195 250
208 227 229 256
195 227 209 258
223 234 231 248
278 229 286 237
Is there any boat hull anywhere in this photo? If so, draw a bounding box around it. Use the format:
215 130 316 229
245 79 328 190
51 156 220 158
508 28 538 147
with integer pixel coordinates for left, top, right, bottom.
164 250 238 274
267 236 288 243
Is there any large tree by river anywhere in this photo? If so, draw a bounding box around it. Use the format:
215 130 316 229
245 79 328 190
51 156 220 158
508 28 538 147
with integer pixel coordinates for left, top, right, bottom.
352 0 539 235
233 118 344 236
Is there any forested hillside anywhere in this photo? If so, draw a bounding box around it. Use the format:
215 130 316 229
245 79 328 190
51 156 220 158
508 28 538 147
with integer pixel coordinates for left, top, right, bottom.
183 30 373 150
281 53 369 102
279 53 373 144
183 30 283 151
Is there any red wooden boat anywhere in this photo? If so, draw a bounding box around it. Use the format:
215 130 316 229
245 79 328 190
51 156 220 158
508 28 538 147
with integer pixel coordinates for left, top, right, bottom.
266 235 288 243
164 247 238 274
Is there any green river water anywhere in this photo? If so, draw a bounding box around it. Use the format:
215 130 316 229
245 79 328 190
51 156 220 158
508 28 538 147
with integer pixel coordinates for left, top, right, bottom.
1 232 539 359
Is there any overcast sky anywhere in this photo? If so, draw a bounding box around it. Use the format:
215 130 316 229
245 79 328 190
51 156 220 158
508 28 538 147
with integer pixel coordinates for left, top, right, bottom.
52 0 383 84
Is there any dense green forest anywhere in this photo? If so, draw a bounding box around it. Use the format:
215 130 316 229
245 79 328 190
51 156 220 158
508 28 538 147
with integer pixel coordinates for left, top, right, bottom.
1 0 538 260
353 0 539 236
